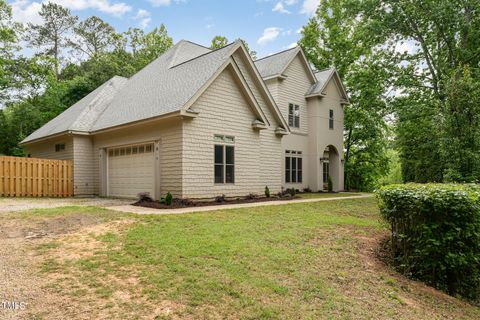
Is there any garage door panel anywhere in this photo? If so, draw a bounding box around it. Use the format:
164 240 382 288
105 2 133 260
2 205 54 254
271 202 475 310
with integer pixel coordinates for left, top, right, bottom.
108 144 155 198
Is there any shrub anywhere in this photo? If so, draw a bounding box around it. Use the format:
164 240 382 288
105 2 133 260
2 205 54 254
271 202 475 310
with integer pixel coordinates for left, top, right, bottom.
303 187 312 193
165 192 173 206
215 194 226 203
376 183 480 299
289 188 296 197
246 193 258 200
327 176 333 192
137 192 152 202
265 186 270 198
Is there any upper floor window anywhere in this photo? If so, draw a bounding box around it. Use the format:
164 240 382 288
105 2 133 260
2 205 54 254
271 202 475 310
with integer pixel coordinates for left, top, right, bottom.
55 143 65 152
288 104 300 128
214 135 235 184
329 109 334 130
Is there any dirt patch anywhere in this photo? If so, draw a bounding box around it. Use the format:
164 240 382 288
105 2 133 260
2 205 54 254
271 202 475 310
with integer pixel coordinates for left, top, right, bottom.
0 212 131 320
18 218 190 320
0 214 108 240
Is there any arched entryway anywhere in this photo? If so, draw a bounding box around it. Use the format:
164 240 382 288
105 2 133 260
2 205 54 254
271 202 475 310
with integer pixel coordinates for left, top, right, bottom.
320 145 341 191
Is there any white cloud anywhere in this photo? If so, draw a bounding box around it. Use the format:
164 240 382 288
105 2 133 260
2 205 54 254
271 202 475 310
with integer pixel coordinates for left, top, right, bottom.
149 0 171 6
148 0 186 7
282 29 292 36
139 17 151 29
300 0 319 16
11 0 42 24
205 23 214 29
284 0 297 4
134 9 151 29
50 0 132 16
135 9 150 18
296 27 303 34
257 27 282 45
272 2 290 14
287 42 298 49
11 0 132 23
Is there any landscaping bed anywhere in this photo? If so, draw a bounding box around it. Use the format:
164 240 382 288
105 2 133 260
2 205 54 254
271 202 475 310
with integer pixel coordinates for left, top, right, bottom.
131 190 355 209
133 195 301 209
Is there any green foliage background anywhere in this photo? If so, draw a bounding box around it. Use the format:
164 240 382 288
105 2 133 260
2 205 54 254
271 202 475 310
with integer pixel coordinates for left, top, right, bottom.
1 0 479 189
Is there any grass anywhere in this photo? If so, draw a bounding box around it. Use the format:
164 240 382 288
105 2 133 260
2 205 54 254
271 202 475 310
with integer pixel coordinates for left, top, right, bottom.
297 192 362 199
14 198 480 319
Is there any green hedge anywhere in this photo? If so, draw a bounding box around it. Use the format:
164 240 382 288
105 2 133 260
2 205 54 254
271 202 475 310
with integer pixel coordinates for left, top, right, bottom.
376 183 480 299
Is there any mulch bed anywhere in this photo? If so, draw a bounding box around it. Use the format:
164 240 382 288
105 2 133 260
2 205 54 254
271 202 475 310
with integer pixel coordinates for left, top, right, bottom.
133 195 301 209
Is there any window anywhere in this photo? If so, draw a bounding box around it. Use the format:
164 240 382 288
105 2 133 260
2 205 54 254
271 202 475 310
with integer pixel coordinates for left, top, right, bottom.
55 143 65 152
323 162 329 183
285 150 302 183
108 143 153 157
288 104 300 128
214 145 235 184
329 109 334 130
214 135 235 184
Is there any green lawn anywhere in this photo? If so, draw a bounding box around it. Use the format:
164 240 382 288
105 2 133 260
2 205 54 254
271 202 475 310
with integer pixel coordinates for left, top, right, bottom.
17 198 480 319
297 192 362 199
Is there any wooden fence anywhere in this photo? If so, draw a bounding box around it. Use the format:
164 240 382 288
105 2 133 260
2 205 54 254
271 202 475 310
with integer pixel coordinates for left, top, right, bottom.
0 156 73 197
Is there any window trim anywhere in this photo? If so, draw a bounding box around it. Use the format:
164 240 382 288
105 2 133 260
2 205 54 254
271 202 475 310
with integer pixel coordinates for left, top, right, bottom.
285 150 303 183
288 103 300 128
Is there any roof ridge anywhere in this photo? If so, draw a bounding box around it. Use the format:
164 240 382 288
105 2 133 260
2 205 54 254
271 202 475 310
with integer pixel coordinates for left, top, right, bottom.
314 67 335 73
72 77 127 131
169 41 236 69
179 39 211 50
254 46 299 62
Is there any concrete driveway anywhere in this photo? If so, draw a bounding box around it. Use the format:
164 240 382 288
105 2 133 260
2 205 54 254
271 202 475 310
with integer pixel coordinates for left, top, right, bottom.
0 197 133 213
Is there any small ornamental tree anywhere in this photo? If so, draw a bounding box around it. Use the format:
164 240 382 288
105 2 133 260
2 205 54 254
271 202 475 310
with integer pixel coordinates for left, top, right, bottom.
165 192 173 205
265 186 270 198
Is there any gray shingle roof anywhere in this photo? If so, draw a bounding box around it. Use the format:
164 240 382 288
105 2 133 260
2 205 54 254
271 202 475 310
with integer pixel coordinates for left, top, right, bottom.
22 76 128 143
307 69 335 95
90 41 235 131
254 47 299 78
24 40 321 144
22 40 235 143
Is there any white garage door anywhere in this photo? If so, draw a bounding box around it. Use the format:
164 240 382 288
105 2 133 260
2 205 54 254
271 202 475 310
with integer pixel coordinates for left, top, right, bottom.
108 143 155 198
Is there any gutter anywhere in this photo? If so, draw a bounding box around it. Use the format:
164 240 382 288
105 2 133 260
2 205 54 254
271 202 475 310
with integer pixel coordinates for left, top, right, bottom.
21 110 184 145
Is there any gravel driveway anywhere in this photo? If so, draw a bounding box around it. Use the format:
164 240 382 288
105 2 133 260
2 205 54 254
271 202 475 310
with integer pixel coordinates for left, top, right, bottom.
0 197 133 213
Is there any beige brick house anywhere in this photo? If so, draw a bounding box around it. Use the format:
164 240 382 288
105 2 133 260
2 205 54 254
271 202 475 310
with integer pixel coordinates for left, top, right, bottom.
22 40 349 199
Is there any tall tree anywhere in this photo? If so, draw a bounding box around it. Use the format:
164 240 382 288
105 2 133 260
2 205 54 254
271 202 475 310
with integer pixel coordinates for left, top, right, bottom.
125 27 144 56
71 16 118 59
357 0 480 182
210 35 228 49
137 25 173 62
299 0 392 191
0 0 21 103
27 2 78 78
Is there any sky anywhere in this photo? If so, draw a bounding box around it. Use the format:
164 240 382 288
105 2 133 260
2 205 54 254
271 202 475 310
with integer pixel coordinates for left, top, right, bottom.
8 0 321 58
